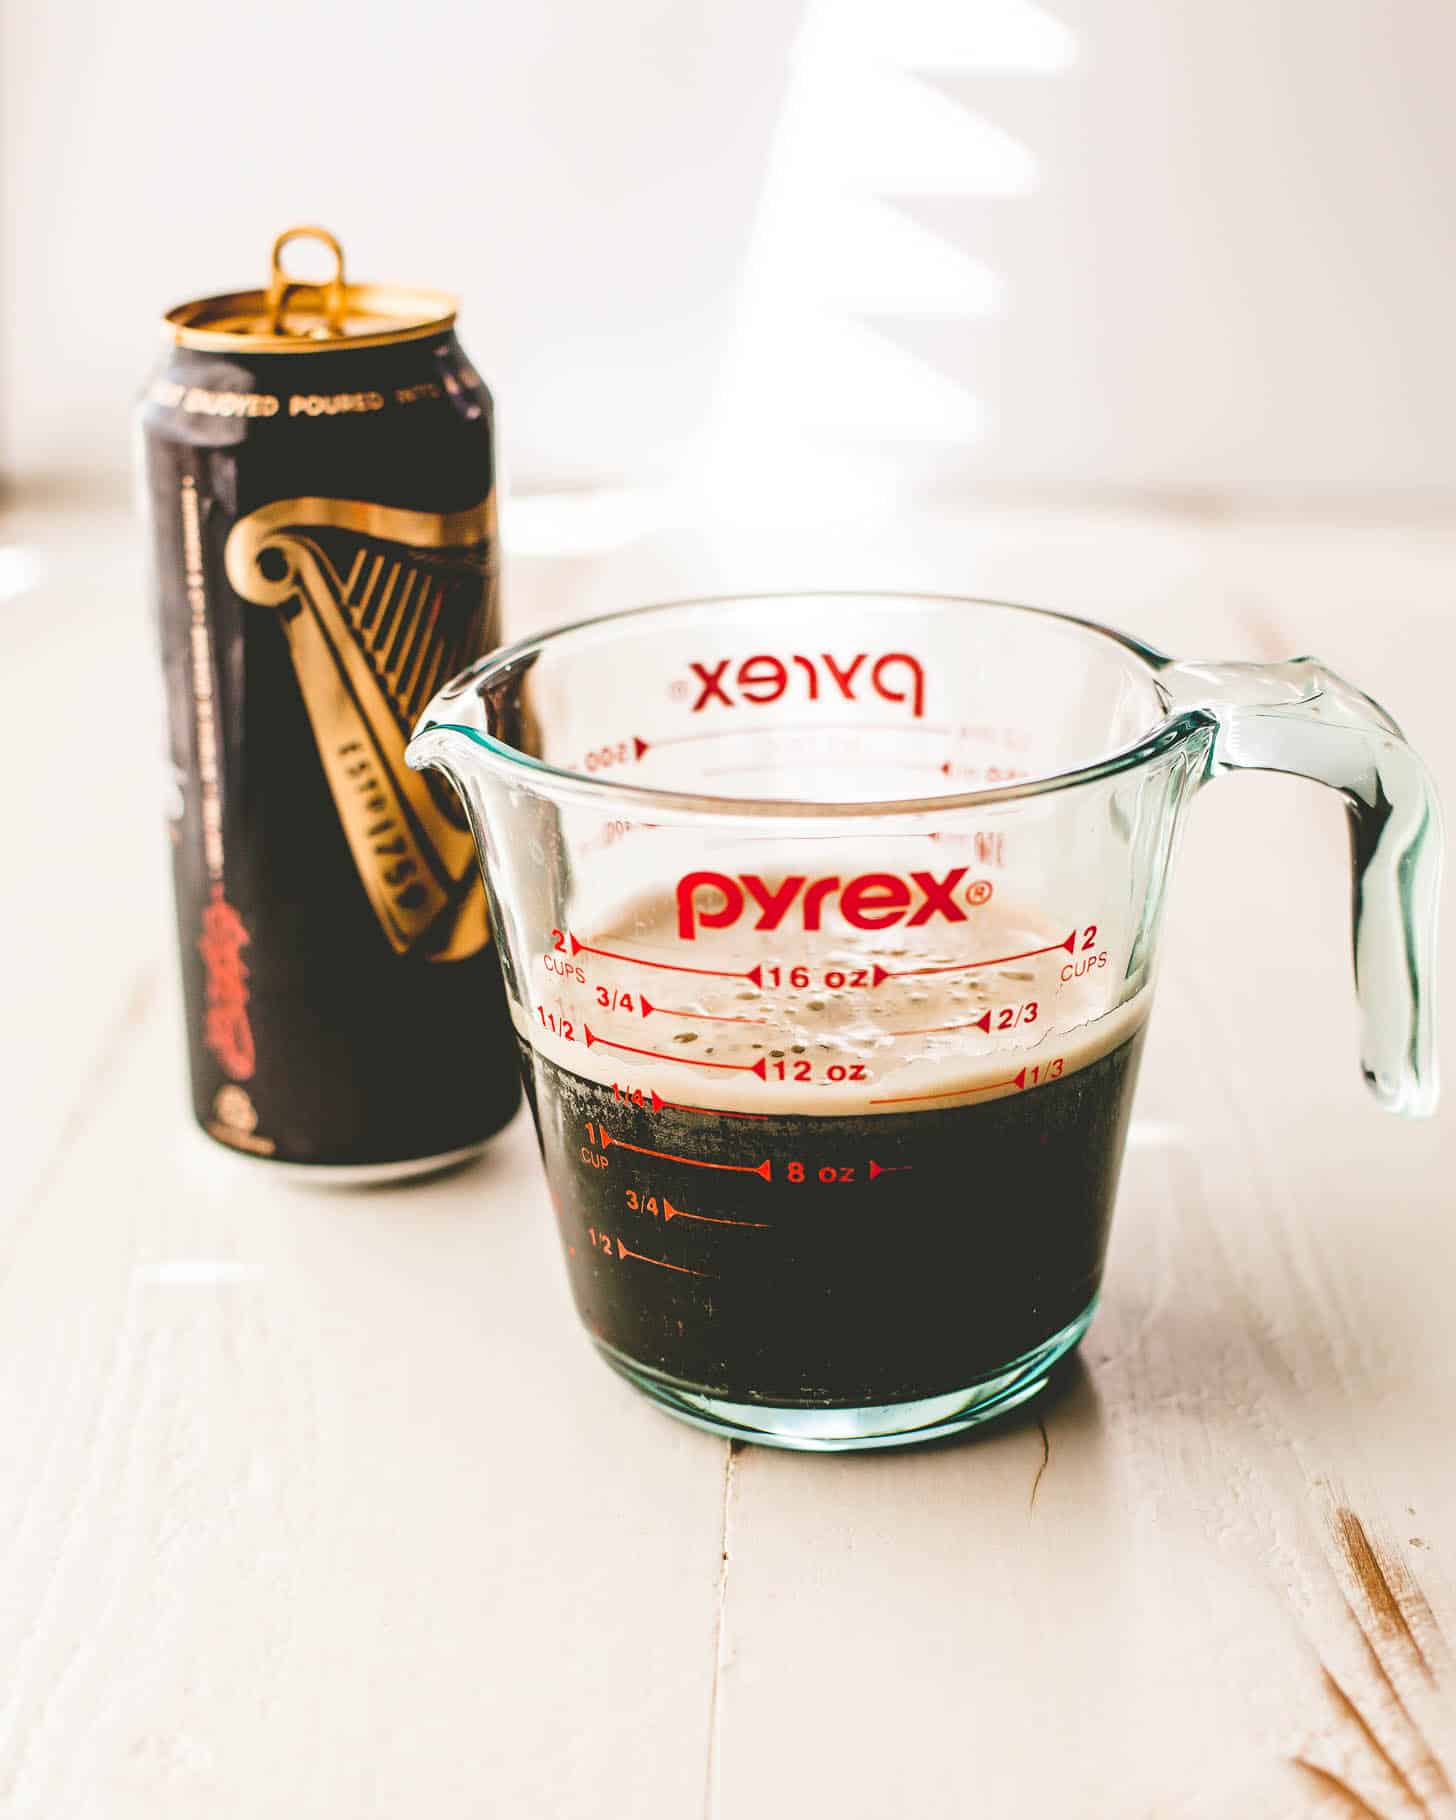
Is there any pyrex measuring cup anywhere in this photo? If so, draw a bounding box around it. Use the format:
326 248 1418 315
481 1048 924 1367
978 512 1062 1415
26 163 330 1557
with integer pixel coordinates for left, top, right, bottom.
407 593 1440 1450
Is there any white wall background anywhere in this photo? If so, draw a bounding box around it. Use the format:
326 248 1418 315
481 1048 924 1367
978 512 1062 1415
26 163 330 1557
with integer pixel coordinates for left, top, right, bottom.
5 0 1456 510
1 0 795 492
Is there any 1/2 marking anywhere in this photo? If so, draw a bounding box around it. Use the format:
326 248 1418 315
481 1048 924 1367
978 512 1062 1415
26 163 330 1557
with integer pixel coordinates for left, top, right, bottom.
585 1026 768 1077
587 1227 710 1275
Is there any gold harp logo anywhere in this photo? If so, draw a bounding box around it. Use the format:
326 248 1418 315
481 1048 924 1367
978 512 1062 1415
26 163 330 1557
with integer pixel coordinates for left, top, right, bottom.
224 493 498 960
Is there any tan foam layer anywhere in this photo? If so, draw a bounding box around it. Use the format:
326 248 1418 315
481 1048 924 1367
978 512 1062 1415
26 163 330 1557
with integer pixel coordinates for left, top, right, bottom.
516 879 1148 1115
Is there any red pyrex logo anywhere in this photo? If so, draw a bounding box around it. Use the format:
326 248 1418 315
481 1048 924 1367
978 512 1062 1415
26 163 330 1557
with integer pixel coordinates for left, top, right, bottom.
677 868 974 940
682 650 925 718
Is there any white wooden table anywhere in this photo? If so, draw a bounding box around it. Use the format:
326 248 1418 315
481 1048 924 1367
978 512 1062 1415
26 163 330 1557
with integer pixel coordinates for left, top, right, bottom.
3 494 1453 1819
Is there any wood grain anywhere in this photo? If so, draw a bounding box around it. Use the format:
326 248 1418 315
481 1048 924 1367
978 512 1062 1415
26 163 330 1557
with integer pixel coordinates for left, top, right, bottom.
2 500 1452 1818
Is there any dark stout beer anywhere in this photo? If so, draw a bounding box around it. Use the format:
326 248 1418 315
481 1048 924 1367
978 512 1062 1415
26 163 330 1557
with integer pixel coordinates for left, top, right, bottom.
139 226 519 1174
522 1027 1144 1409
515 881 1147 1410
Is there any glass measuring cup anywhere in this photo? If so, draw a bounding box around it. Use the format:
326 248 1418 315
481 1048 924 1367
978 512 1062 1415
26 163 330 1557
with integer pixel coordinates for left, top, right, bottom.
407 593 1440 1450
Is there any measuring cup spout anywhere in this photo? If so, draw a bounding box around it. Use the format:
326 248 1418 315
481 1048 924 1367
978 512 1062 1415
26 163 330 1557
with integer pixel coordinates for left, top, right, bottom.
1157 655 1441 1116
405 719 496 880
405 722 474 796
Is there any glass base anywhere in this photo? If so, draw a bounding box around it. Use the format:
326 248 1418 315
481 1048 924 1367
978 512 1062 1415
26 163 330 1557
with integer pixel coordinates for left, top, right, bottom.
592 1302 1097 1452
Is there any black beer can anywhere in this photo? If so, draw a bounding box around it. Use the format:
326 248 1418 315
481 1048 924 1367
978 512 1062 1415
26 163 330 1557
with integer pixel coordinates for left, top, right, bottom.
138 225 521 1178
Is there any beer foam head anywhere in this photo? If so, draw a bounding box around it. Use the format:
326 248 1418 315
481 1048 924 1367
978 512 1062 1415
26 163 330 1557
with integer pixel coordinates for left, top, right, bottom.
517 848 1147 1114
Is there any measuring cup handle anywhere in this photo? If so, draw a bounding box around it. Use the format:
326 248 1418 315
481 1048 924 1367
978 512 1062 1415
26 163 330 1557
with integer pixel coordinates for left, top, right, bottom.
1161 656 1441 1115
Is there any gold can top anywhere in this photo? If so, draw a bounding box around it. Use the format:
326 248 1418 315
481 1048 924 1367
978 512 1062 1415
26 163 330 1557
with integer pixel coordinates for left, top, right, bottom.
164 225 458 354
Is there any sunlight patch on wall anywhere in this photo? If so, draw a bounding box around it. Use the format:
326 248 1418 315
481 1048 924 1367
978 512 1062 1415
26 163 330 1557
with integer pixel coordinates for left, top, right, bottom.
696 0 1076 524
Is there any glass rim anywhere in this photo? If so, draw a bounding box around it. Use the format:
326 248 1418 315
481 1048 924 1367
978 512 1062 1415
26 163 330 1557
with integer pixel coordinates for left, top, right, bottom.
411 590 1213 819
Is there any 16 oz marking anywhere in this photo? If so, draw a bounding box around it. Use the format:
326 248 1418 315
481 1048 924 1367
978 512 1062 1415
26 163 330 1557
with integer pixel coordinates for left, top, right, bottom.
760 964 872 990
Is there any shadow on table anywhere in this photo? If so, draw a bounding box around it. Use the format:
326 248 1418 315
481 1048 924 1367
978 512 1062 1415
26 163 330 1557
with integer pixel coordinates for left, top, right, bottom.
749 1351 1105 1472
909 1351 1103 1461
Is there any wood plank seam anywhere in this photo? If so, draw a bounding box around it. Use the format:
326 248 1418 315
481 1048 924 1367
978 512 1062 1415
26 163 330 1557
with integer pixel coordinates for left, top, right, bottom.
702 1440 740 1820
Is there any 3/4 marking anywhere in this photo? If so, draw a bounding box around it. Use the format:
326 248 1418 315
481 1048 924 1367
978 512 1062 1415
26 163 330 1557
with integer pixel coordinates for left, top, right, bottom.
638 993 766 1026
665 1195 768 1229
627 1186 765 1227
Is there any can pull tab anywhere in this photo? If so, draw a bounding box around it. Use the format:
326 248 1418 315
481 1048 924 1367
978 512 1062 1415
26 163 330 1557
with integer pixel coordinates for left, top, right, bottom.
263 225 348 339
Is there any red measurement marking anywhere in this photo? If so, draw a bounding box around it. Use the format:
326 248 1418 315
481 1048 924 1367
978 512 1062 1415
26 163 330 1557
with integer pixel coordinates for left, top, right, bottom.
648 1089 775 1121
872 931 1074 985
870 1067 1027 1106
615 1235 709 1275
867 1160 914 1180
663 1197 768 1229
651 722 961 747
701 759 948 779
639 993 766 1026
598 1124 773 1179
585 1026 768 1078
571 933 762 986
896 1009 995 1036
896 1002 1033 1036
612 1084 772 1121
